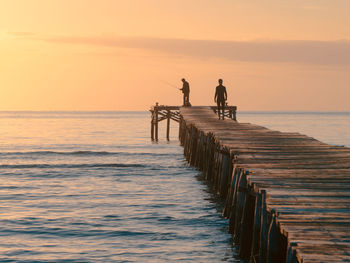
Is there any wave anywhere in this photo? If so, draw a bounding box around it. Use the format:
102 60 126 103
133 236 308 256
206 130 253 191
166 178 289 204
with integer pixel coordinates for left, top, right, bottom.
0 150 176 157
0 163 149 169
0 225 156 238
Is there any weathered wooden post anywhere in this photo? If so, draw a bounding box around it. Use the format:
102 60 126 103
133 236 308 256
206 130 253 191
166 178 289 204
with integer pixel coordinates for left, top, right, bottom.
151 110 154 140
155 103 159 141
260 190 268 263
251 190 263 262
239 186 257 260
166 109 170 140
179 116 183 140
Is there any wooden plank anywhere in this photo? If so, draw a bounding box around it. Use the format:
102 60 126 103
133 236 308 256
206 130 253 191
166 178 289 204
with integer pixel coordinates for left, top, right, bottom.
178 106 350 263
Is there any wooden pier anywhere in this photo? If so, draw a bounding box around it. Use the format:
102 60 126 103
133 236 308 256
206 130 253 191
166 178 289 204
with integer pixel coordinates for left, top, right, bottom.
150 104 237 140
178 106 350 263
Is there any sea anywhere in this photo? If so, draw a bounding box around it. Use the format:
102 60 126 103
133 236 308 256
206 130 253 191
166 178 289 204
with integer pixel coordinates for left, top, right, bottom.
0 111 349 262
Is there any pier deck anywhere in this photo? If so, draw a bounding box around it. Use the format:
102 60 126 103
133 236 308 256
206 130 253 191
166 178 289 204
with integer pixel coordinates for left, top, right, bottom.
150 104 236 140
179 106 350 263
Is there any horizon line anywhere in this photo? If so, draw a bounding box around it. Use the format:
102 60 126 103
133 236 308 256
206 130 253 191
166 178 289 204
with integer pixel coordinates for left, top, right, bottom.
1 110 350 113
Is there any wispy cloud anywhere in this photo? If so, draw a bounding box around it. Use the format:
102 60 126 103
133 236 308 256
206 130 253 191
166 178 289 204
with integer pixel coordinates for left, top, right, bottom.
8 31 37 37
12 33 350 66
301 5 324 10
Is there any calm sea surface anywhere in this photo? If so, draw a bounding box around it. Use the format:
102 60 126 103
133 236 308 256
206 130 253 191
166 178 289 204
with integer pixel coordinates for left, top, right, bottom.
0 111 349 262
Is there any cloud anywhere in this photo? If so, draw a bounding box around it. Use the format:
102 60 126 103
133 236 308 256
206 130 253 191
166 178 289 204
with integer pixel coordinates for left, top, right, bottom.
301 5 323 10
15 33 350 65
8 31 36 37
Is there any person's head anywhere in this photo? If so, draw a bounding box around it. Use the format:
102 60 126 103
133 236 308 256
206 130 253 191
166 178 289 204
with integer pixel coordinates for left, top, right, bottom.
218 79 223 85
182 78 186 82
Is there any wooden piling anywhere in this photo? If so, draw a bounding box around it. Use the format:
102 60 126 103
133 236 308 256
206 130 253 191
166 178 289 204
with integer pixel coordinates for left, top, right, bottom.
151 110 155 140
155 109 158 141
166 109 170 140
151 121 154 140
150 105 236 140
178 106 350 263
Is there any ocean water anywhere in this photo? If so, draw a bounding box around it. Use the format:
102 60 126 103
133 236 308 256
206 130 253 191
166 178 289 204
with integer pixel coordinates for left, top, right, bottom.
238 111 350 148
0 111 349 262
0 111 238 262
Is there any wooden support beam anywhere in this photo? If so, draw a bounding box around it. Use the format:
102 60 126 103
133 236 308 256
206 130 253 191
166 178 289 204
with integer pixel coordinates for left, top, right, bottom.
150 105 237 140
155 109 158 141
150 105 181 140
166 109 170 140
150 110 154 140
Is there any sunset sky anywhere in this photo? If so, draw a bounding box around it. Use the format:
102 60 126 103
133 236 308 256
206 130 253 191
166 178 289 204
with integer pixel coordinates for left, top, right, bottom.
1 0 350 111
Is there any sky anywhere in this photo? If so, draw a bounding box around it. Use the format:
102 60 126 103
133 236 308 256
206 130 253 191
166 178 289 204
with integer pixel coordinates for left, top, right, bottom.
1 0 350 111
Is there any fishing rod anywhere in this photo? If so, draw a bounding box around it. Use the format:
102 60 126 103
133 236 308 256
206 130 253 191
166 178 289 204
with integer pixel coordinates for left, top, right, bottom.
160 80 181 90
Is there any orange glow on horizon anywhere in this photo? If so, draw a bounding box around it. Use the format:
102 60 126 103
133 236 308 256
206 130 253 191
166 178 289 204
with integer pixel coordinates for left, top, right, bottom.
1 0 350 111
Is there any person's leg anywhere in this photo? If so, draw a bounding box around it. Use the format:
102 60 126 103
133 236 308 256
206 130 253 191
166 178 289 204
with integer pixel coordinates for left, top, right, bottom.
217 101 221 119
221 101 225 120
219 100 224 119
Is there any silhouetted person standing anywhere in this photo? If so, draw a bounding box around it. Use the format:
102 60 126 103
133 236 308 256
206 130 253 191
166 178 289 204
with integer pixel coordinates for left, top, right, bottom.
214 79 227 120
180 78 190 106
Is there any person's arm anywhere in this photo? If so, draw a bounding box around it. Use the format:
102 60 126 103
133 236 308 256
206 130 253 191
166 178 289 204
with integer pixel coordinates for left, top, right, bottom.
214 87 218 103
224 87 227 101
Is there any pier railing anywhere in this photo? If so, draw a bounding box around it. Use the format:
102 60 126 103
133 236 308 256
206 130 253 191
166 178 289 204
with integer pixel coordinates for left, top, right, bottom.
150 104 237 140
